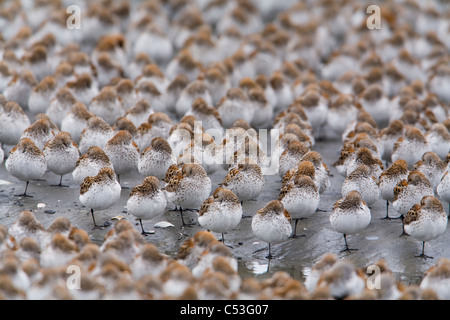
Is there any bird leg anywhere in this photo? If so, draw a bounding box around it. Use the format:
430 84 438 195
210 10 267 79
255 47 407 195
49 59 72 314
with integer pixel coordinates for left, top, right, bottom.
51 175 69 187
290 219 307 238
180 208 197 227
415 242 433 259
139 219 154 236
340 234 358 253
15 181 33 197
90 209 103 230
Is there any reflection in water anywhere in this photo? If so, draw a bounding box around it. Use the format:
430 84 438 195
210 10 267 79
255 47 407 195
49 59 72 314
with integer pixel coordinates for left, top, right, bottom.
247 260 271 275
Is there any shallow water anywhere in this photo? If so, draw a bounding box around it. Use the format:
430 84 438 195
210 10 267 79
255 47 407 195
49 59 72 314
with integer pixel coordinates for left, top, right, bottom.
0 130 447 287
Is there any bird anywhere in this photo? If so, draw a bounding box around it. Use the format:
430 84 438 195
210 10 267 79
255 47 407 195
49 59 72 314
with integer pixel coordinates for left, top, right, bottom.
21 118 56 151
39 233 79 268
219 162 265 204
103 130 140 186
391 127 432 170
341 164 380 208
134 112 173 153
425 123 450 160
345 147 384 179
251 200 292 259
248 87 273 129
5 137 47 197
8 210 48 250
126 176 167 235
392 170 435 221
216 87 254 129
330 190 371 252
326 93 359 137
60 102 94 144
403 195 448 259
175 79 213 118
298 88 331 137
88 86 125 126
28 76 58 115
419 258 450 300
300 151 331 194
278 140 310 178
437 171 450 214
412 152 447 192
114 78 138 111
0 101 31 146
304 253 338 294
3 69 38 110
135 80 166 114
197 187 243 246
313 259 367 300
184 97 223 134
358 83 390 128
378 119 405 164
177 132 220 176
124 98 154 129
45 87 78 128
279 173 319 238
65 72 99 107
43 131 80 187
77 116 115 155
79 167 122 229
378 159 410 219
163 163 212 227
72 146 114 186
138 137 177 180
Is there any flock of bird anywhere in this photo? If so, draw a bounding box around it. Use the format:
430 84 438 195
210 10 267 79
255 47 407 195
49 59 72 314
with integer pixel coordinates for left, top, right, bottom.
0 0 449 299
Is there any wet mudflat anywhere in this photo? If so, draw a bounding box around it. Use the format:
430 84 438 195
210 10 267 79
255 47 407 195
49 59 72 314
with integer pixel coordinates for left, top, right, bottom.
1 130 447 286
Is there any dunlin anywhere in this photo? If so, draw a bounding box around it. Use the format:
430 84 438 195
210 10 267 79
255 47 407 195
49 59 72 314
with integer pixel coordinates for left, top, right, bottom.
330 190 371 252
197 187 243 245
21 118 56 150
403 195 447 259
437 172 450 213
28 76 58 115
138 137 176 180
60 102 94 143
0 101 31 146
78 116 115 155
217 87 254 128
89 86 125 126
6 138 47 197
127 176 167 235
379 159 410 219
135 112 173 152
279 174 319 238
219 162 265 204
124 98 154 129
184 97 223 134
425 123 450 160
103 130 140 185
163 163 212 226
412 151 447 192
278 140 310 178
300 151 331 194
43 131 80 187
72 146 114 186
251 200 292 259
79 167 122 229
393 171 435 235
45 87 78 128
391 126 432 170
420 258 450 299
